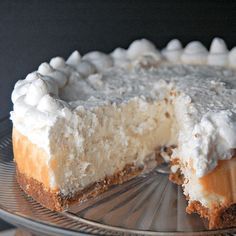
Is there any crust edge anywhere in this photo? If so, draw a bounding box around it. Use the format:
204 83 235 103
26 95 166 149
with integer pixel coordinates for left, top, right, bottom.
16 164 143 211
187 200 236 229
169 167 236 229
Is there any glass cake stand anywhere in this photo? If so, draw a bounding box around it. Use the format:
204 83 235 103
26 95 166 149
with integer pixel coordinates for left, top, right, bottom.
0 118 235 236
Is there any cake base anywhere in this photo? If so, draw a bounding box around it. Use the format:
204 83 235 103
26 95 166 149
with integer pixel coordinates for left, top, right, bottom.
16 164 143 211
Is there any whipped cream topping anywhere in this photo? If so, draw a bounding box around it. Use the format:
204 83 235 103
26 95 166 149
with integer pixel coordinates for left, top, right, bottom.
162 39 183 62
83 51 113 72
10 38 236 187
110 48 131 68
127 39 161 60
181 41 208 64
208 38 228 66
66 50 81 67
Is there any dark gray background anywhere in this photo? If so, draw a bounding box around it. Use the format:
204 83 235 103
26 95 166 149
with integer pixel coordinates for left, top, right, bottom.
0 0 236 231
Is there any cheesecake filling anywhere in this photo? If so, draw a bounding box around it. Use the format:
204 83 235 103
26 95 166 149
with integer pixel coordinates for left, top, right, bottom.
48 97 178 195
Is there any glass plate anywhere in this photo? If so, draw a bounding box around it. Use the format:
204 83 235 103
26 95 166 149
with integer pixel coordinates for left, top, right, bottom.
0 118 235 235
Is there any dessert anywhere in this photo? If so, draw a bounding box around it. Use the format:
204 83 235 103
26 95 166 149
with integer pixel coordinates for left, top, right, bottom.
10 38 236 229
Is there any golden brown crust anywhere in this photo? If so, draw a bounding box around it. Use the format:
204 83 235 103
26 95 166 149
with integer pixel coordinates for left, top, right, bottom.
170 158 236 229
16 167 63 211
169 170 183 185
187 200 236 229
16 164 143 211
169 158 184 185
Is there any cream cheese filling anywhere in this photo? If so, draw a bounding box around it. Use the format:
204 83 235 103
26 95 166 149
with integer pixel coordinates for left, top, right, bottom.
48 97 178 195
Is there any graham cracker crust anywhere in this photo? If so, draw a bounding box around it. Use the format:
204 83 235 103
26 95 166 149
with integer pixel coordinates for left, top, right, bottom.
169 161 236 229
16 164 143 211
169 158 184 185
187 201 236 229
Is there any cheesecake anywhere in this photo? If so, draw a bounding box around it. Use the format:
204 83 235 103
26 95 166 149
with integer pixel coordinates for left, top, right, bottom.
10 38 236 229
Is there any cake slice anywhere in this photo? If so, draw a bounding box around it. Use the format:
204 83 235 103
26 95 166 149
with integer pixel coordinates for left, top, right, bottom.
10 38 236 229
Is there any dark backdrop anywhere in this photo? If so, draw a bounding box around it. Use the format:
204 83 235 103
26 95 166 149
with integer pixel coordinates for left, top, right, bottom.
0 0 236 231
1 0 236 119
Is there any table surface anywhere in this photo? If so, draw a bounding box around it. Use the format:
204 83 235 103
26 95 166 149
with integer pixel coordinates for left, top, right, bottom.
1 0 236 233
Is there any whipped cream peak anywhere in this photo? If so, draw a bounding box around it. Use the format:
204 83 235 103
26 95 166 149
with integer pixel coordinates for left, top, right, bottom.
13 95 32 117
209 37 228 54
127 38 161 61
110 48 130 68
83 51 113 72
25 71 40 82
50 57 66 69
24 77 50 106
11 83 30 103
38 62 54 76
75 60 97 77
66 50 81 67
111 47 127 59
46 70 68 89
166 39 182 51
208 38 228 66
181 41 208 64
184 41 207 54
162 39 183 62
37 94 66 113
41 77 59 96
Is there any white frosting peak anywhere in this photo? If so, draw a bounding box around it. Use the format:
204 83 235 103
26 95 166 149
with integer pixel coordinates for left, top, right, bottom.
184 41 207 54
181 41 208 64
162 39 182 62
25 72 39 82
66 50 81 67
47 71 68 88
207 38 228 66
50 57 66 69
127 39 161 61
166 39 182 50
209 37 228 54
110 48 130 68
41 77 59 96
13 95 32 117
83 51 113 72
37 95 64 113
11 83 30 103
24 77 49 106
111 47 127 59
75 60 96 77
38 62 54 76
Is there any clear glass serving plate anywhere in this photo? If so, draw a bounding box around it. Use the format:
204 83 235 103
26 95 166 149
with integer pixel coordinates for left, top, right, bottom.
0 118 235 236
